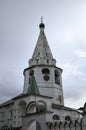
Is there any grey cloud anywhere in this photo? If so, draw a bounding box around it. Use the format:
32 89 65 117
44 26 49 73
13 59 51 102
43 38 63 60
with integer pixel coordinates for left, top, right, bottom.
0 70 23 103
64 85 86 100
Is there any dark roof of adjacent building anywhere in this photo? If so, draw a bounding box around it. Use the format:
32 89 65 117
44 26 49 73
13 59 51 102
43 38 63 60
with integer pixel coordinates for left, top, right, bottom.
52 103 81 114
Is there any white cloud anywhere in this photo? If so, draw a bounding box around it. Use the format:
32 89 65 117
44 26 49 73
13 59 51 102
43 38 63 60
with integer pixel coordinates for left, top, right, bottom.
75 49 86 58
62 62 86 108
62 63 86 80
63 31 76 44
65 95 86 109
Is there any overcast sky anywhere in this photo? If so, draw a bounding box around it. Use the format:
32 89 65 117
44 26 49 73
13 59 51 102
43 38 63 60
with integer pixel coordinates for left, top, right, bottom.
0 0 86 109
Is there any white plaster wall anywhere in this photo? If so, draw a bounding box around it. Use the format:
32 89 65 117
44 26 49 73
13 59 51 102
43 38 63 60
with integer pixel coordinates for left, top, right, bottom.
0 95 81 129
52 107 80 121
23 66 64 105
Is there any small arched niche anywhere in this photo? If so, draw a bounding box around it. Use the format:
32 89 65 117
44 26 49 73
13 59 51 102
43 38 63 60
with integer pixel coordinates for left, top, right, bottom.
53 114 60 120
29 69 34 76
65 116 71 121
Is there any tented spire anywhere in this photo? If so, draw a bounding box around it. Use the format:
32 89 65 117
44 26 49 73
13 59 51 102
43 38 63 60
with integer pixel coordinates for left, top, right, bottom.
29 22 56 66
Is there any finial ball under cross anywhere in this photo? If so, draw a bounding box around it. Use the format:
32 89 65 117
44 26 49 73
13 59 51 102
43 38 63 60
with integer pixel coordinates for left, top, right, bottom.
39 17 45 29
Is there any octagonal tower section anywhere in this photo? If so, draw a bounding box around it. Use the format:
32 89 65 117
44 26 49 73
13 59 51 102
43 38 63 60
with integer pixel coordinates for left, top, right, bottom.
23 22 64 105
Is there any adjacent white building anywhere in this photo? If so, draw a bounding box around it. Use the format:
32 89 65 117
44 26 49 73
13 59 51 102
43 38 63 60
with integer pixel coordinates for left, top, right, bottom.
0 22 81 130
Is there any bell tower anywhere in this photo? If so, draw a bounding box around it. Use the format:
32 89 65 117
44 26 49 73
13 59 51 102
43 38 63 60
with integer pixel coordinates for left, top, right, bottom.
23 21 64 105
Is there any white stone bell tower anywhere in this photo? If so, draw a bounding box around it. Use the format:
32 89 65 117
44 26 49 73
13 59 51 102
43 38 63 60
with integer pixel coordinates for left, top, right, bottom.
23 21 64 105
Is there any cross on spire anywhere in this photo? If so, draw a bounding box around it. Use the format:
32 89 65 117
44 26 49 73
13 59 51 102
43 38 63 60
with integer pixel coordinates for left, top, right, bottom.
41 16 43 23
39 17 45 29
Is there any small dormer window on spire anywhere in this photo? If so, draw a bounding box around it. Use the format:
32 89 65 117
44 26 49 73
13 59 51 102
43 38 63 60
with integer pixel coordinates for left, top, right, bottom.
47 59 49 64
36 59 39 64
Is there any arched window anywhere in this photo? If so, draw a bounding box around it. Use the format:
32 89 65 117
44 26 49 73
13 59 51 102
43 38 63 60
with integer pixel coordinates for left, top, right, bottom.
42 68 50 74
65 116 71 121
53 114 60 120
26 102 39 114
28 104 37 113
26 101 47 114
54 70 60 85
29 70 34 76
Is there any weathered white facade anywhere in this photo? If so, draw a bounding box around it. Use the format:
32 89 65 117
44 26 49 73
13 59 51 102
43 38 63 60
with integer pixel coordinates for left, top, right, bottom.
0 22 85 130
23 22 64 105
